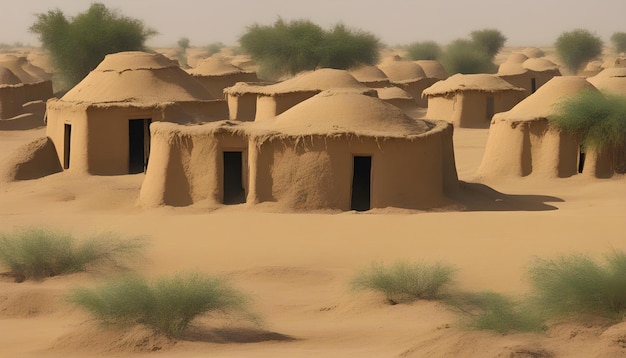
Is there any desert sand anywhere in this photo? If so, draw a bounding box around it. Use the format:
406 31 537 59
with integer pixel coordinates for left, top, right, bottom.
1 121 625 357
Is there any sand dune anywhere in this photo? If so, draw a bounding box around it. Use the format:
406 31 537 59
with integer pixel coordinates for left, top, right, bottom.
1 123 625 357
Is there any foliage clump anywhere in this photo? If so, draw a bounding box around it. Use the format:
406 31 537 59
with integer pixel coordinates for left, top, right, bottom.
239 18 380 79
550 90 626 173
470 29 507 58
555 29 603 74
405 41 442 61
351 261 456 304
440 39 496 75
29 3 156 90
610 32 626 54
0 227 146 282
527 251 626 321
69 272 255 338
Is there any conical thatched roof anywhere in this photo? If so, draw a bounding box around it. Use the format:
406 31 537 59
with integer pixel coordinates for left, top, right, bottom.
423 74 526 96
0 65 21 85
494 76 598 122
349 65 389 84
0 54 40 84
414 60 448 80
61 51 215 103
377 56 426 82
523 58 559 72
187 56 250 76
269 90 432 137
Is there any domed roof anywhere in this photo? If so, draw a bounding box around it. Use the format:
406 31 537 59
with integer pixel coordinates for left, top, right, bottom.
0 65 21 85
494 76 598 122
588 69 626 95
589 67 626 79
270 90 432 137
187 55 250 76
498 61 527 75
521 47 544 58
423 74 526 96
0 54 40 84
376 86 413 100
377 57 426 82
349 65 389 84
507 53 530 64
414 60 448 80
61 51 215 103
523 58 559 72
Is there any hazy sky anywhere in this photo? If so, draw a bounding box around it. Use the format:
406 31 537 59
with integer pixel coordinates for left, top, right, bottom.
1 0 624 48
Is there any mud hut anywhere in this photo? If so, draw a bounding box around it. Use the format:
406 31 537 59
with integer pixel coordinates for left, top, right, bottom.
0 54 53 102
45 51 228 175
377 56 439 107
140 90 458 211
587 67 626 95
414 60 448 80
187 56 258 99
498 56 561 94
521 47 544 59
477 77 599 178
349 65 391 88
0 66 25 119
223 68 371 122
423 74 527 128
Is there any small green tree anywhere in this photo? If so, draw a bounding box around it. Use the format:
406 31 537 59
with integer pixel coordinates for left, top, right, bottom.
206 42 226 56
405 41 442 61
239 18 380 79
29 3 156 89
470 29 507 58
175 37 190 67
610 32 626 54
440 39 495 75
555 29 603 74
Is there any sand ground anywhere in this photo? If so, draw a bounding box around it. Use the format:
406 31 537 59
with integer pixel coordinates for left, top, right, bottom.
1 123 625 357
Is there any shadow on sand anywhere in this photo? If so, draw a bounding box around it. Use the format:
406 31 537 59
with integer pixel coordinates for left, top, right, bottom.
180 326 297 344
449 181 564 212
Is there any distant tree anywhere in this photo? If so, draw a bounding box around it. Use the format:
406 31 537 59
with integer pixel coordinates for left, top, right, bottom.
440 39 495 75
239 18 381 79
30 3 156 89
554 29 603 74
177 37 190 50
176 37 190 67
470 29 507 58
405 41 442 61
610 32 626 54
206 42 226 56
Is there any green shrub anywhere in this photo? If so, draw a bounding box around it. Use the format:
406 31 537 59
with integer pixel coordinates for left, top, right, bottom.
550 90 626 172
440 39 495 75
0 227 146 282
206 42 226 56
351 261 456 304
29 3 156 90
447 291 544 334
527 251 626 320
611 32 626 54
239 18 380 79
405 41 442 61
555 29 603 74
470 29 507 58
69 272 254 338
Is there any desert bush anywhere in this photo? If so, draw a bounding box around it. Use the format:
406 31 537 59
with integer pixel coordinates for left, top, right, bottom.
239 18 380 79
527 251 626 320
555 29 603 74
175 37 190 67
447 291 543 334
405 41 442 61
29 3 156 89
351 261 456 304
69 272 254 338
550 90 626 172
611 32 626 54
206 42 226 56
440 39 495 75
0 227 146 282
470 29 507 58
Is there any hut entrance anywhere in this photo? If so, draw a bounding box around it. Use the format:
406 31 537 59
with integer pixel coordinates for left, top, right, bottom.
128 119 151 174
63 124 71 169
486 96 495 121
578 145 586 173
351 156 372 211
531 78 537 93
223 151 246 204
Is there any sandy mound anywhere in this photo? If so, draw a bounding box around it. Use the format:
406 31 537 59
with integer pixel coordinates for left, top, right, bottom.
0 136 62 181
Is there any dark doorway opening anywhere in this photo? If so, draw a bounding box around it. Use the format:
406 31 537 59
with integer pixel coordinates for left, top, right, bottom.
129 119 151 174
351 156 372 211
531 78 537 93
486 96 495 121
63 124 71 169
223 151 246 204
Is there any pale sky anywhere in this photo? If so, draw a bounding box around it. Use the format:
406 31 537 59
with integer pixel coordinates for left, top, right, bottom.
1 0 624 48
